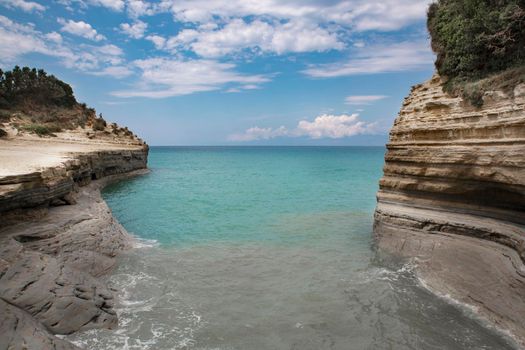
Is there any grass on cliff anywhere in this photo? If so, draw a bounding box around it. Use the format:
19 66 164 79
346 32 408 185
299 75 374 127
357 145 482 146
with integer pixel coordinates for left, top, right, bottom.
427 0 525 106
20 124 62 137
93 117 107 131
0 66 143 143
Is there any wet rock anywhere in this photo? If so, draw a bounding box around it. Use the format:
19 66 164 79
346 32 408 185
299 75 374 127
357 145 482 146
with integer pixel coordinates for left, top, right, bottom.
0 242 118 334
374 74 525 345
0 142 148 348
0 299 80 350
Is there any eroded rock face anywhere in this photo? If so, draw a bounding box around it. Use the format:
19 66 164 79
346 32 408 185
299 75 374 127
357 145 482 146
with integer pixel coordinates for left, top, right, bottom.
0 149 148 213
0 145 148 348
0 299 80 350
374 74 525 344
0 239 117 334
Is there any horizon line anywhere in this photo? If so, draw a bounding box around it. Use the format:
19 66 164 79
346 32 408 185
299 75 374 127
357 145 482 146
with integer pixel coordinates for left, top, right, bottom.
147 144 387 147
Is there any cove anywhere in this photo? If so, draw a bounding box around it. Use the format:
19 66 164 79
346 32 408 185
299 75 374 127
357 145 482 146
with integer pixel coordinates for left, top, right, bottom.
67 147 518 350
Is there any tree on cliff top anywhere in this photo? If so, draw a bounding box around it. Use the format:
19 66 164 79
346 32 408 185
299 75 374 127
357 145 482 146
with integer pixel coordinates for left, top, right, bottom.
0 66 77 109
427 0 525 104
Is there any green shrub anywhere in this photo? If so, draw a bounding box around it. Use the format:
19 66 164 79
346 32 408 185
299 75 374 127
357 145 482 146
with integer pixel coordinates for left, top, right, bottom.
21 124 62 137
0 66 77 109
428 0 525 79
0 110 10 122
428 0 525 105
462 86 485 108
93 118 107 131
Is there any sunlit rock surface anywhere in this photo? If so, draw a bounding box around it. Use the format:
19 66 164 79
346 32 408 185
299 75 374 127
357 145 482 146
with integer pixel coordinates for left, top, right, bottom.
0 129 148 349
374 74 525 345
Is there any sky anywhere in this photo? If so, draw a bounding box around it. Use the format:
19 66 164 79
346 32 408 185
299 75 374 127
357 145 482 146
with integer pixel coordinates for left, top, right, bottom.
0 0 436 146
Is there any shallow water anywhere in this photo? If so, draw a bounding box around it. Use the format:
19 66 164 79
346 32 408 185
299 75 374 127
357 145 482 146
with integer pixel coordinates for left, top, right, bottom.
67 147 518 349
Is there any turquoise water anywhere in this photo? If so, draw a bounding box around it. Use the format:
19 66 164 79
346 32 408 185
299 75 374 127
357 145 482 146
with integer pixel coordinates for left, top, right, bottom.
103 146 384 246
68 147 518 350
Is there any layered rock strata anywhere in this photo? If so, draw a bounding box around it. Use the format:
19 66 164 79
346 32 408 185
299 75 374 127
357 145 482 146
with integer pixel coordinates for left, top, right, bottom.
0 138 148 349
0 149 147 213
374 74 525 345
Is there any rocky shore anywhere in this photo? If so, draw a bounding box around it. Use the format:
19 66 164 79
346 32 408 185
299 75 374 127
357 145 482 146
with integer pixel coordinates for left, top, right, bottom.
374 74 525 345
0 133 148 349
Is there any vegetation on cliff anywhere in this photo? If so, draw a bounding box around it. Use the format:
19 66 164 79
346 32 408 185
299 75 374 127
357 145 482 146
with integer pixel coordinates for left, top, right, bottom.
0 66 138 138
427 0 525 106
0 66 77 109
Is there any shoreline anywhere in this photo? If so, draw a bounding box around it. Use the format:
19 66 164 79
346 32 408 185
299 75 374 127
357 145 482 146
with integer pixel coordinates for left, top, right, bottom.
373 74 525 348
416 274 522 349
1 137 522 348
0 137 149 349
375 202 525 349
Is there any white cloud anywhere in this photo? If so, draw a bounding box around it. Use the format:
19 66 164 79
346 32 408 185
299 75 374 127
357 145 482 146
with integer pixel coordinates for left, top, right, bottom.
147 19 344 58
228 126 288 142
0 16 127 78
58 0 429 33
58 44 125 70
157 0 432 31
2 0 435 100
345 95 388 105
127 0 154 17
145 35 166 49
303 41 433 78
157 0 429 31
51 0 432 69
0 0 45 12
58 0 152 15
295 114 375 139
112 58 271 98
228 113 377 141
269 20 344 54
89 0 124 11
58 18 105 41
350 1 431 31
0 16 50 62
45 31 63 43
120 20 147 39
96 43 123 56
89 65 132 78
113 0 429 60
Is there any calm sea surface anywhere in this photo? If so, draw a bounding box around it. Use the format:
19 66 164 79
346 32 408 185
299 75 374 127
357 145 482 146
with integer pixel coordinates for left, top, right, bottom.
67 147 518 349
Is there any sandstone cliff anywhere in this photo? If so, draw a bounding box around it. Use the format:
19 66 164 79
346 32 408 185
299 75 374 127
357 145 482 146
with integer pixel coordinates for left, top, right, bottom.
0 130 148 349
374 74 525 345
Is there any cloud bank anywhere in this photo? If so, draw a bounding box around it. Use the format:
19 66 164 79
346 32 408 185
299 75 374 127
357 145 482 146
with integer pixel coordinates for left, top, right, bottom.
229 114 377 141
0 0 434 98
345 95 388 105
112 58 271 98
0 0 45 12
303 41 432 78
58 18 106 41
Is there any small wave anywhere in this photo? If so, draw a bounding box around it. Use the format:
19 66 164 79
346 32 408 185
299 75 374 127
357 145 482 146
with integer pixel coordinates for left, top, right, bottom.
417 272 521 349
352 262 417 285
131 237 159 249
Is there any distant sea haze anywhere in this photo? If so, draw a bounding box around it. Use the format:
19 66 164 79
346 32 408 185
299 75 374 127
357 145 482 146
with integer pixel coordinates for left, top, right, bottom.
68 147 519 349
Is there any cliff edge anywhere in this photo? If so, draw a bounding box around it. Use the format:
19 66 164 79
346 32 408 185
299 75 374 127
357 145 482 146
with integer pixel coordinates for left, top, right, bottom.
374 74 525 344
0 68 149 349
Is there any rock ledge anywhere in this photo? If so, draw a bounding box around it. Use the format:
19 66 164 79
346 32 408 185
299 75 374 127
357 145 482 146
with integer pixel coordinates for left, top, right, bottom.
374 74 525 346
0 139 148 350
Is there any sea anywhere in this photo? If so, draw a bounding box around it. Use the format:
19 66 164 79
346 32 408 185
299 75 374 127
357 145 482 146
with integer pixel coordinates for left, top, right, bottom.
66 146 519 350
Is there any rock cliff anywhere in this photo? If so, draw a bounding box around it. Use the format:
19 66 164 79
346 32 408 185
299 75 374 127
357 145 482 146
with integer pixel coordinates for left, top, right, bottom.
374 74 525 345
0 133 148 349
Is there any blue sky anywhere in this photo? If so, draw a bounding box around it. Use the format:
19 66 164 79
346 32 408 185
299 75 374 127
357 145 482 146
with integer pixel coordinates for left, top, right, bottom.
0 0 435 146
